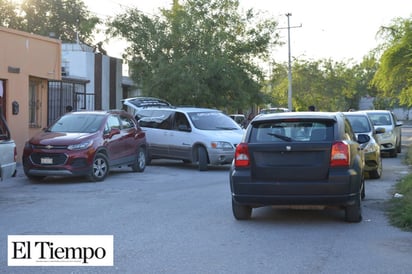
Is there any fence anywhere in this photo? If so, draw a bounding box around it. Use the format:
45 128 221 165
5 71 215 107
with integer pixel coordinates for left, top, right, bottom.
48 81 95 126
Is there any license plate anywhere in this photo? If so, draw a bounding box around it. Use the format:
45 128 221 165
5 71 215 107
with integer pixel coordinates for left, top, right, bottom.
41 157 53 164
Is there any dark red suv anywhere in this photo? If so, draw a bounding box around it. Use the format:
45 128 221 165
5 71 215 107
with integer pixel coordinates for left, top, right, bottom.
22 110 147 182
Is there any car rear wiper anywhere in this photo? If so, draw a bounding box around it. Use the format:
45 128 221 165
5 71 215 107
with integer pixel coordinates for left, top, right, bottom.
267 133 293 142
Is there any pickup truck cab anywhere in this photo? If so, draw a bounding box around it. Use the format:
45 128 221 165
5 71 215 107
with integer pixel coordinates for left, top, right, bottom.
0 110 17 180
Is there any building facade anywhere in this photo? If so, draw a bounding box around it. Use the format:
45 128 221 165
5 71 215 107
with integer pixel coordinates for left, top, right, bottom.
0 26 61 162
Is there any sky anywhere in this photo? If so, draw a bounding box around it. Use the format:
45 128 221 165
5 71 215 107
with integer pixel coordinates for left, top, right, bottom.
84 0 412 64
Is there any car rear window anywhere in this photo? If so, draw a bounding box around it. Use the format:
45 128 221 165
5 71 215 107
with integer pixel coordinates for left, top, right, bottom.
250 120 334 142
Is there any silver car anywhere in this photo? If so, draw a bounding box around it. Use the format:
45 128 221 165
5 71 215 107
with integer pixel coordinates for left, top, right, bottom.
364 110 402 157
123 99 244 171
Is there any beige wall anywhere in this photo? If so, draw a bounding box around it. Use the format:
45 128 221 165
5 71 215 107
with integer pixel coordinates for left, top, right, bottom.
0 27 61 162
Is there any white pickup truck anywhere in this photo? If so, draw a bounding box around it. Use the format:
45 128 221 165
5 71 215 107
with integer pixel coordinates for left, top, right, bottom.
0 110 16 180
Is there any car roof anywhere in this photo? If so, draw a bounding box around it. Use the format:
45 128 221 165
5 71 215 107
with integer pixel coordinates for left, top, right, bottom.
122 97 172 109
173 107 221 113
362 110 392 114
68 110 129 116
342 111 369 117
253 111 340 122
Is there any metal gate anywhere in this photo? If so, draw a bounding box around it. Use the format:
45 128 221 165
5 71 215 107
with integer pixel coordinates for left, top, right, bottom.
47 80 95 126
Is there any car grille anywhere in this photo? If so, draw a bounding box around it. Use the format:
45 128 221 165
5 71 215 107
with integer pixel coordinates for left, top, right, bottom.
30 153 68 165
32 144 68 149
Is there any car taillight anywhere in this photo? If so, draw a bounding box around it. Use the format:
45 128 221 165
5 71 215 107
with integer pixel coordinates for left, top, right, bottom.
330 141 350 167
234 143 250 167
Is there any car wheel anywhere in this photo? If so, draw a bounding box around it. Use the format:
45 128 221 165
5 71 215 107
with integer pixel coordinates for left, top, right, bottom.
361 176 366 200
232 198 252 220
132 147 146 172
368 156 382 179
198 146 208 171
397 137 402 153
89 153 109 182
345 191 362 223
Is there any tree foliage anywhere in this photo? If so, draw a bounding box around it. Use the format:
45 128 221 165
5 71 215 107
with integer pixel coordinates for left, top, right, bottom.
267 58 368 111
373 17 412 107
107 0 280 111
0 0 100 44
0 0 23 28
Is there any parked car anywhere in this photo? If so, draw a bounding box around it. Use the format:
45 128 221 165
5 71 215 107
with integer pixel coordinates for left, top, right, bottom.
344 111 384 179
364 110 402 157
22 110 147 182
230 111 370 222
0 107 17 180
128 104 244 171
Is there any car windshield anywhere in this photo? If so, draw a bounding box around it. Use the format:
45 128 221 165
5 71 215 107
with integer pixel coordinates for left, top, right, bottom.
346 116 371 133
189 112 241 130
48 114 105 133
367 113 391 126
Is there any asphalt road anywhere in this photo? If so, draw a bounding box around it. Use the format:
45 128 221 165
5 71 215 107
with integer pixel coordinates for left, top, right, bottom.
1 128 412 274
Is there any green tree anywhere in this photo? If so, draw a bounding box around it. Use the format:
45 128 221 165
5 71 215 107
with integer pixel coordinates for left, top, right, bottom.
0 0 100 44
0 0 22 28
373 17 412 107
269 58 364 111
107 0 280 111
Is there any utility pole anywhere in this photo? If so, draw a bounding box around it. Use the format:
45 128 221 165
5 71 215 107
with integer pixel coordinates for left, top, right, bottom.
282 13 301 111
286 13 293 111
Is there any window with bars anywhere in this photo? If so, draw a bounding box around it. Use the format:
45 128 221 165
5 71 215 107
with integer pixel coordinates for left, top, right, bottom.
29 79 42 128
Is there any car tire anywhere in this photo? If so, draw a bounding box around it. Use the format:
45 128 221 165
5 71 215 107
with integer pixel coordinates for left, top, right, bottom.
232 198 252 220
345 192 362 223
132 147 146 172
89 153 109 182
361 178 366 200
198 146 208 171
368 156 382 179
389 149 397 158
397 137 402 153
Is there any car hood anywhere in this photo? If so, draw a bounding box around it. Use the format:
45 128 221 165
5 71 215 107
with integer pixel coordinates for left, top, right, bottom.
203 129 244 144
29 131 95 145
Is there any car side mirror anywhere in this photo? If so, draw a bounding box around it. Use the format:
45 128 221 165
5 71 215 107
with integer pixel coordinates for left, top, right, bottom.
357 134 370 144
105 128 121 138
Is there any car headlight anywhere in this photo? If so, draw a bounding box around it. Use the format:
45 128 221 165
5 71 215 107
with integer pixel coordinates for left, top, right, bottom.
211 141 233 149
68 140 93 150
382 130 393 138
363 141 377 154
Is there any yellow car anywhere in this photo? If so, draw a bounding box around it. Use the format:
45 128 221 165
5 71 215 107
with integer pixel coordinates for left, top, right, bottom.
344 112 384 179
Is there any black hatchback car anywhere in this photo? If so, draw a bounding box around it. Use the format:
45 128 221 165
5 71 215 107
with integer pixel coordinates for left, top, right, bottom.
230 111 370 222
22 110 147 182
